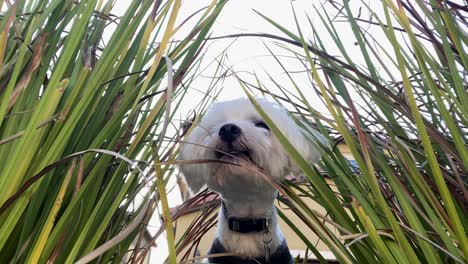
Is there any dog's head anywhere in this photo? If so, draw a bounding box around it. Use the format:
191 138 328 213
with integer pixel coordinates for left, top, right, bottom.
179 98 322 194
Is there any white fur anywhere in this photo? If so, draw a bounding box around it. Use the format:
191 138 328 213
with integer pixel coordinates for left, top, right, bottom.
179 97 322 261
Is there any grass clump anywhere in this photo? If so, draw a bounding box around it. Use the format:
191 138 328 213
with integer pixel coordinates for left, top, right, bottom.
0 0 226 263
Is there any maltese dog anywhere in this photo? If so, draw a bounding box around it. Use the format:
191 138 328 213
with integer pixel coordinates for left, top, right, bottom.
179 98 322 264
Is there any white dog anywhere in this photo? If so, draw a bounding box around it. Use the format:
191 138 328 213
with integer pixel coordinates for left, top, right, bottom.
179 98 322 264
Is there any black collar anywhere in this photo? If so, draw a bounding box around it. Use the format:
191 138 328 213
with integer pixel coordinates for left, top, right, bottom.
222 202 269 233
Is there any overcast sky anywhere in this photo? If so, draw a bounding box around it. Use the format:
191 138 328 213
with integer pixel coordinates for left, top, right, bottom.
177 0 365 106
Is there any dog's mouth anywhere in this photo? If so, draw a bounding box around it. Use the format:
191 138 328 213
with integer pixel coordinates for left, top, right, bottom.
215 149 253 163
213 147 267 178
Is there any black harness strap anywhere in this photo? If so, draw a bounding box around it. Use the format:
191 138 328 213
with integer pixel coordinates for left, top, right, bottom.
212 202 293 263
208 238 293 264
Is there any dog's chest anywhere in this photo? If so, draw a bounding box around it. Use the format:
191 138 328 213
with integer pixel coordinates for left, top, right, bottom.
208 237 293 264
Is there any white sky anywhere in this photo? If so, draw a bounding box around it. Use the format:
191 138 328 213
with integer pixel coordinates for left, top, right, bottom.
177 0 366 106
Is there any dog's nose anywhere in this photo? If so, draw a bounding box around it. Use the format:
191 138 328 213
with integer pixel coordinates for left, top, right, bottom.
219 123 241 143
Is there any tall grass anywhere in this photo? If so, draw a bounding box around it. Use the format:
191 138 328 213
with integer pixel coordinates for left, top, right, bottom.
0 0 226 263
176 0 467 263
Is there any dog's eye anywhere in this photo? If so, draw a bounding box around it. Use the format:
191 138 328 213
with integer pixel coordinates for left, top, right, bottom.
254 121 269 130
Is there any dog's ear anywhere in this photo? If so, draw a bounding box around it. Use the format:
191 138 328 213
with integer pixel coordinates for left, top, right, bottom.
178 127 208 194
285 126 326 175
